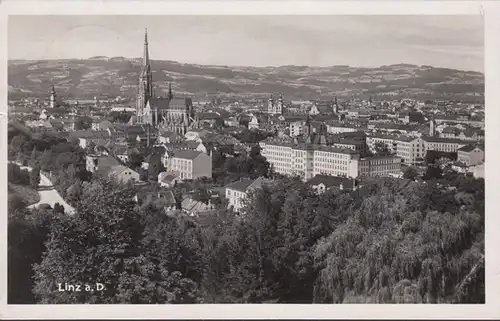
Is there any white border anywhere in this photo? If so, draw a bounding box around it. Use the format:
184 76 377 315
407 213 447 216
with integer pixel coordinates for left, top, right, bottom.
1 1 498 319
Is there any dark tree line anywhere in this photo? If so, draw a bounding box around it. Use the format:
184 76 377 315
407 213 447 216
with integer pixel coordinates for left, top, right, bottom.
7 126 484 304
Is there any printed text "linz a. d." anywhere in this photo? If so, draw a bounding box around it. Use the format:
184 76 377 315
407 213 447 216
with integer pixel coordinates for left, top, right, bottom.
57 283 105 292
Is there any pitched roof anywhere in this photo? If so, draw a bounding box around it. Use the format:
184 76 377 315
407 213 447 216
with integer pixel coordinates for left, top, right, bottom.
96 155 121 169
458 144 483 152
225 178 254 193
308 175 356 190
173 150 203 160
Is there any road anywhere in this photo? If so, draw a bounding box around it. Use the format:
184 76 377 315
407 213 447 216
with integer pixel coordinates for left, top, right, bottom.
11 162 75 215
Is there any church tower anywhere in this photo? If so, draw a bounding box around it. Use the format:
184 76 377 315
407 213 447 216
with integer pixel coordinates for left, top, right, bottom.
49 85 56 108
276 94 284 115
267 95 274 114
136 28 154 124
429 117 436 137
333 96 339 115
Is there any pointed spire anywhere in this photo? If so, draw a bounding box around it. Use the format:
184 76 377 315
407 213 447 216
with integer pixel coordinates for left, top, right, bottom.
167 82 173 100
143 28 149 66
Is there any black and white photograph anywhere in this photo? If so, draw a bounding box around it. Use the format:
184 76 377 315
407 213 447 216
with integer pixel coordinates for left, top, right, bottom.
3 1 498 317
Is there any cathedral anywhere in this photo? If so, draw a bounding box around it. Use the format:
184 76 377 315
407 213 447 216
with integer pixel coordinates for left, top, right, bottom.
135 29 196 135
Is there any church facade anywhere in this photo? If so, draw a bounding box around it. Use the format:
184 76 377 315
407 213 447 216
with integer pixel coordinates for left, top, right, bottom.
135 29 196 135
267 94 284 115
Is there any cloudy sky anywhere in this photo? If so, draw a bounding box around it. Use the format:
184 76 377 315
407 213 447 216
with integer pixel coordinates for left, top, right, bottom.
8 15 484 72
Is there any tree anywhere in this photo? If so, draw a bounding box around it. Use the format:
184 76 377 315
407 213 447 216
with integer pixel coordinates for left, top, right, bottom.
30 166 41 189
313 178 484 304
33 178 201 303
74 116 93 130
403 166 419 181
423 165 443 181
127 152 144 170
53 202 65 214
147 154 164 182
8 208 55 303
214 118 225 130
8 163 30 185
374 141 391 156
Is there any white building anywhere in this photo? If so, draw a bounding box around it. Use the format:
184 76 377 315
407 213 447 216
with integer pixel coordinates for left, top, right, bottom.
163 149 212 180
457 145 484 166
225 177 271 212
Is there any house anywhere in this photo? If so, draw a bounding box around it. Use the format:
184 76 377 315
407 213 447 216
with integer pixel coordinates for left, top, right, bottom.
163 150 212 180
248 114 260 129
92 120 114 131
457 145 484 166
180 196 215 216
308 104 320 115
307 175 357 194
185 129 210 142
112 146 130 163
224 177 271 212
451 161 469 174
158 130 183 144
86 155 121 173
69 130 111 149
105 165 140 184
158 172 183 188
156 190 177 213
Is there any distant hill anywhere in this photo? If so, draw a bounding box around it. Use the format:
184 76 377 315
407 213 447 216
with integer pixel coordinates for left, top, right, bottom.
8 58 484 101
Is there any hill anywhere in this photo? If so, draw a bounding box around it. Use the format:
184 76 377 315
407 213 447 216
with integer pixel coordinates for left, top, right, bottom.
8 58 484 101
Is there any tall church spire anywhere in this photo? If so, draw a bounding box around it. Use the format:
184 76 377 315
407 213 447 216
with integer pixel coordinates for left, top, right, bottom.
137 28 153 125
143 28 149 66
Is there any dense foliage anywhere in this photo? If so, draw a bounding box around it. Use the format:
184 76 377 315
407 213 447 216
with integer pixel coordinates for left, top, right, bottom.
7 123 484 304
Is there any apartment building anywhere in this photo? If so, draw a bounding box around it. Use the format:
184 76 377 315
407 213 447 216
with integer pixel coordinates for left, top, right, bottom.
326 123 359 134
290 121 304 137
260 137 360 180
394 136 425 165
331 139 368 156
358 155 402 177
422 137 469 153
164 150 212 180
366 135 398 154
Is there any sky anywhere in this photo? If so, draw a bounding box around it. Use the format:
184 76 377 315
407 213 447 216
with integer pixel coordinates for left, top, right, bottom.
8 15 484 72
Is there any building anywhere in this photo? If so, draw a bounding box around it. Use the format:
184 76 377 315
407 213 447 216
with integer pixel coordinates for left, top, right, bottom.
225 177 270 212
367 135 425 165
358 155 402 177
422 137 469 153
394 136 425 165
49 85 57 108
267 94 284 115
260 137 361 180
106 165 140 184
457 145 484 166
163 150 212 180
86 155 121 173
326 122 359 134
135 29 196 134
307 174 356 194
